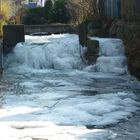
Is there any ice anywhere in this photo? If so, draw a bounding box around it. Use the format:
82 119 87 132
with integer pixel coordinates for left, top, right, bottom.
0 107 41 119
5 34 83 70
90 37 127 74
89 38 125 56
43 92 138 126
0 90 138 126
0 121 115 140
5 34 127 75
1 34 140 140
99 39 124 56
96 56 127 74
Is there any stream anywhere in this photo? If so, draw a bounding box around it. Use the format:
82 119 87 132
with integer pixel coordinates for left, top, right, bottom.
0 34 140 140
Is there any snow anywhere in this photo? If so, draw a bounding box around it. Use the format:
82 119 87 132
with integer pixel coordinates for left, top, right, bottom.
0 121 115 140
0 82 139 126
0 88 139 139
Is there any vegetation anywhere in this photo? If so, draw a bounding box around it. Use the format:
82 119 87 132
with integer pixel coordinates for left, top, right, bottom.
44 0 53 22
0 0 12 20
67 0 100 25
0 0 12 36
0 0 25 36
23 7 46 25
50 0 71 23
23 13 46 25
23 0 71 25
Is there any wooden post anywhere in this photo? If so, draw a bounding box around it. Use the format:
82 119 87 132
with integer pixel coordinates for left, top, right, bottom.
78 22 88 47
3 25 25 55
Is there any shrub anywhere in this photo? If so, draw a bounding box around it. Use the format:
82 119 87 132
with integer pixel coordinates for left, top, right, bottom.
23 13 46 25
44 0 53 22
50 0 71 23
26 7 45 17
23 7 46 25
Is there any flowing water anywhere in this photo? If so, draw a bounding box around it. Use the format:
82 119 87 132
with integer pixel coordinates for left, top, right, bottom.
0 34 140 140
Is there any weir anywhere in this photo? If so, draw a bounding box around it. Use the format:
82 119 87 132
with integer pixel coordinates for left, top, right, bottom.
5 34 127 75
2 25 75 56
24 24 75 35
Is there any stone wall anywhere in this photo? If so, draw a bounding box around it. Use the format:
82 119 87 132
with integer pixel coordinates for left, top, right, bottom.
24 24 76 35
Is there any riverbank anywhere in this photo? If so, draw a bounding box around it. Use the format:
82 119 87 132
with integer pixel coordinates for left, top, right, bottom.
89 19 140 80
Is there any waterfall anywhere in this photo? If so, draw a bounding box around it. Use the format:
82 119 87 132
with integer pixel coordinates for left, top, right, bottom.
90 37 127 74
5 34 84 70
5 34 127 74
1 34 140 140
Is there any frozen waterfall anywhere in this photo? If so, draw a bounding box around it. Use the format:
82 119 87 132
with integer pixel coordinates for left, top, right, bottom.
5 34 127 74
1 33 140 140
90 37 127 74
5 34 84 70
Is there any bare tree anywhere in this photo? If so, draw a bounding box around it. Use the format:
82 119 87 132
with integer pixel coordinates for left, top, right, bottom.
67 0 101 25
121 0 140 21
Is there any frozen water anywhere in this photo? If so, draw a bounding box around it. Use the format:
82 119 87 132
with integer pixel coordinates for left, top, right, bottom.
0 89 138 125
5 34 127 75
1 34 140 140
0 121 115 140
96 56 126 74
5 34 83 70
95 38 125 56
90 37 127 74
